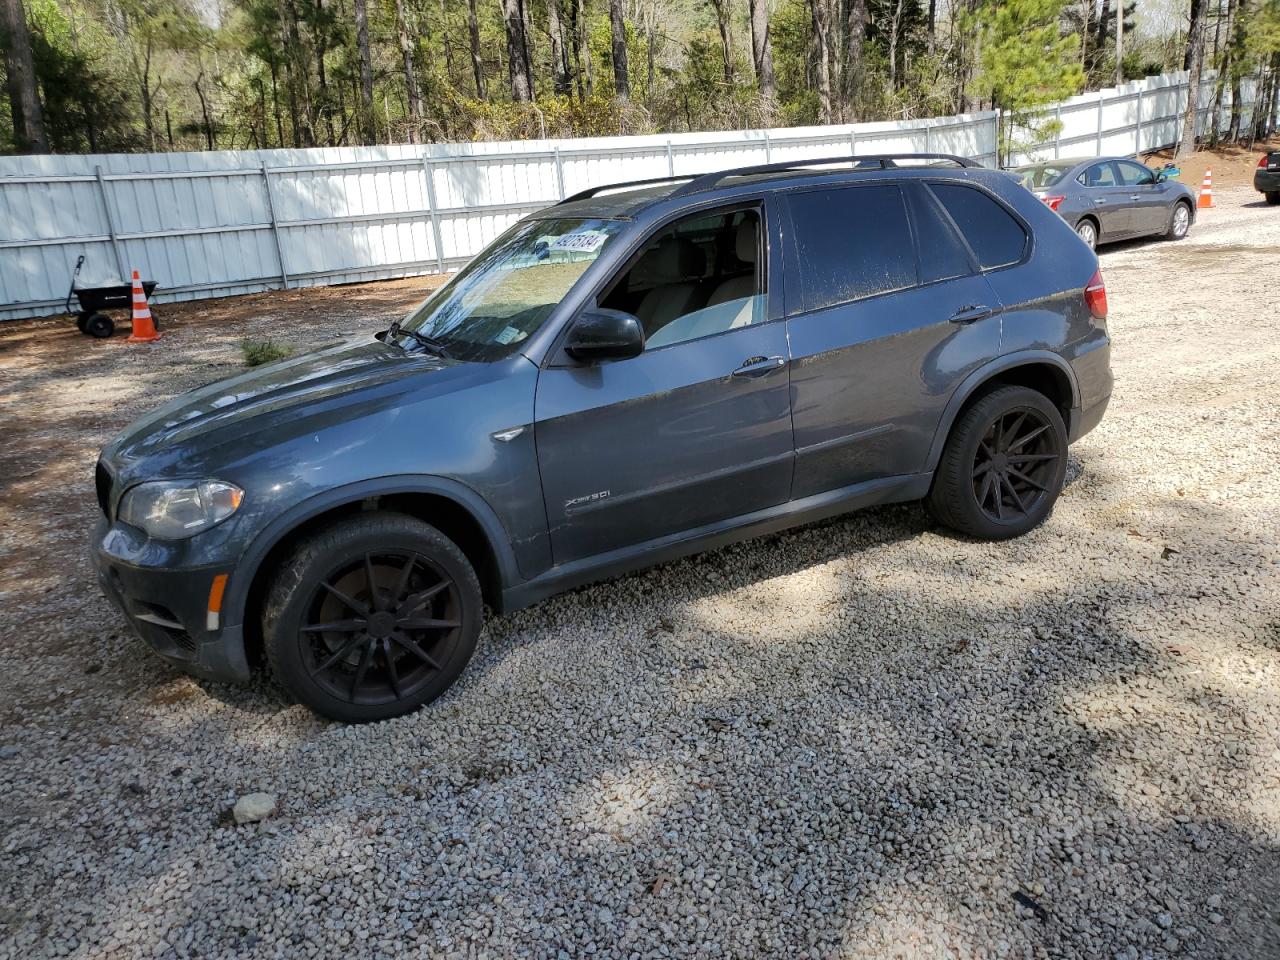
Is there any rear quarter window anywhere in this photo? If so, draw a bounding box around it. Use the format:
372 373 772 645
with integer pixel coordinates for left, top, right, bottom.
929 182 1028 270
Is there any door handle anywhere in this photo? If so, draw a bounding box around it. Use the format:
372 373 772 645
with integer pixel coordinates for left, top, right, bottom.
1094 198 1107 205
731 355 786 379
949 304 993 325
1130 194 1141 201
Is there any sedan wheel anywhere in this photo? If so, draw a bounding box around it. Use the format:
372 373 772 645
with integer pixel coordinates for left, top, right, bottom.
1168 202 1191 240
1075 220 1098 249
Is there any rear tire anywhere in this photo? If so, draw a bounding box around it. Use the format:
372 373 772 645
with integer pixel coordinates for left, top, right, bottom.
1266 191 1280 206
262 512 483 723
1165 200 1192 240
1075 218 1098 250
928 385 1069 540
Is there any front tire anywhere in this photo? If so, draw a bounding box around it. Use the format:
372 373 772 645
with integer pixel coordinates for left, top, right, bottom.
263 512 483 723
928 386 1069 540
1165 200 1192 240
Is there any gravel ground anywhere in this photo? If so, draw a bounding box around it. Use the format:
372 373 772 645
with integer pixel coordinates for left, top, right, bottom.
2 185 1279 959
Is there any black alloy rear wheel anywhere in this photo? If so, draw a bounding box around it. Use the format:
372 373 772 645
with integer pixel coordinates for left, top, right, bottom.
928 385 1068 540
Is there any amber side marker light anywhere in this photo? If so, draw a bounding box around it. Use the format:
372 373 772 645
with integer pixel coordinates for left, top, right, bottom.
207 573 229 631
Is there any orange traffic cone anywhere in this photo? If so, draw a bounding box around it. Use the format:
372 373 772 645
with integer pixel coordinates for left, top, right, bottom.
1197 168 1214 209
127 269 160 342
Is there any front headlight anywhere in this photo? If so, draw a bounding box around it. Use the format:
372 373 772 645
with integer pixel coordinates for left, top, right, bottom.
118 480 244 539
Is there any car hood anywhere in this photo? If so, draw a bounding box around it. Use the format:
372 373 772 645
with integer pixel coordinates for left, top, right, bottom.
103 336 459 471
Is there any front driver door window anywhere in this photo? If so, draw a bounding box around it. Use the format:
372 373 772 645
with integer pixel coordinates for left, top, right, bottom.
532 202 793 565
1115 159 1166 234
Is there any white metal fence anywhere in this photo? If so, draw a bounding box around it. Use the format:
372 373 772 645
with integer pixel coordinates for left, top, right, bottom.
1008 69 1277 165
0 65 1275 322
0 114 997 320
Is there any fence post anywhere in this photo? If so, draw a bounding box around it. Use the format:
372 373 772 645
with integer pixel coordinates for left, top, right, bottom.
666 140 675 176
94 165 127 280
260 163 290 289
923 122 931 154
421 151 446 275
553 146 566 199
763 130 772 163
850 129 858 157
1135 90 1143 155
1096 97 1105 154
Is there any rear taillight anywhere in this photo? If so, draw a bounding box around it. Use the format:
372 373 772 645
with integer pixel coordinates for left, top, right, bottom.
1260 154 1270 168
1084 268 1107 320
1042 195 1065 211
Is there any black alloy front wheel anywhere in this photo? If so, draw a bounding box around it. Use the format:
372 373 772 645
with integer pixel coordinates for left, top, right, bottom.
263 513 482 722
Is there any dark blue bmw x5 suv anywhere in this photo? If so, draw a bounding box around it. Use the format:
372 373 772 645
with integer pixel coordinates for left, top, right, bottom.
93 154 1112 721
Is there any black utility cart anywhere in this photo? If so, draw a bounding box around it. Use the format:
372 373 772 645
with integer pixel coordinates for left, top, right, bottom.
66 255 158 338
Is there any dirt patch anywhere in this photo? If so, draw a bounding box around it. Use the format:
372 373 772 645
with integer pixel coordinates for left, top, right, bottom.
1143 137 1280 191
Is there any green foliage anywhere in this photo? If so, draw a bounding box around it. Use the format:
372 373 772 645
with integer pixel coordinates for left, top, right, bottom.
964 0 1084 162
241 339 291 366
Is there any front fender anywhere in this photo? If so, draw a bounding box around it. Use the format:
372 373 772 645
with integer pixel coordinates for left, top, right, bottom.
221 474 523 632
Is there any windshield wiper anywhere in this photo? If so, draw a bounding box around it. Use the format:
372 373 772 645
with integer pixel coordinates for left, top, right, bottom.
385 321 451 359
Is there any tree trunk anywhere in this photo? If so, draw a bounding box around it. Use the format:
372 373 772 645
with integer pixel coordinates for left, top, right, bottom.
749 0 776 104
1177 0 1208 158
578 0 593 97
887 0 903 94
842 0 866 121
609 0 629 99
1228 0 1245 140
810 0 832 124
1208 0 1235 146
354 0 376 140
709 0 733 85
467 0 486 98
1115 0 1124 86
501 0 535 101
1184 0 1203 71
194 73 214 150
1 0 47 152
316 0 337 146
1096 0 1110 75
547 0 571 95
393 0 423 139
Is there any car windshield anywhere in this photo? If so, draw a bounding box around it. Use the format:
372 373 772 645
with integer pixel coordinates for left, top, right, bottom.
1013 164 1073 189
397 217 626 361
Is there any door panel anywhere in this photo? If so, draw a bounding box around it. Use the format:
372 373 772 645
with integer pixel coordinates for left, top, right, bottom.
1079 162 1131 237
1115 160 1166 234
781 181 1006 500
534 321 793 564
786 274 1001 499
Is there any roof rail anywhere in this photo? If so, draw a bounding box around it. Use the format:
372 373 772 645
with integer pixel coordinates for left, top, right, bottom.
560 173 697 204
557 152 982 207
668 153 982 197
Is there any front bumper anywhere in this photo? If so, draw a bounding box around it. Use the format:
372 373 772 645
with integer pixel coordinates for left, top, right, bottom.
92 517 251 683
1255 169 1280 193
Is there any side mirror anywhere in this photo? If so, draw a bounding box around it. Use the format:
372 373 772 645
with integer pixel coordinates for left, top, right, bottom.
565 308 645 363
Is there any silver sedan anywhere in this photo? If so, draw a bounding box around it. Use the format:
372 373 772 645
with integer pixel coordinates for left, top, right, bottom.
1010 157 1197 249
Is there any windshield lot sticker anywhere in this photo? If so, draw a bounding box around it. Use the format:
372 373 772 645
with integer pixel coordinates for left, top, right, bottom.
550 231 608 253
495 326 522 345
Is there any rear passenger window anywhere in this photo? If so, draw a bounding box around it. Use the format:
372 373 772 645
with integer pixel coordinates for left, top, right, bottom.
930 183 1028 270
906 186 973 284
788 184 916 311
